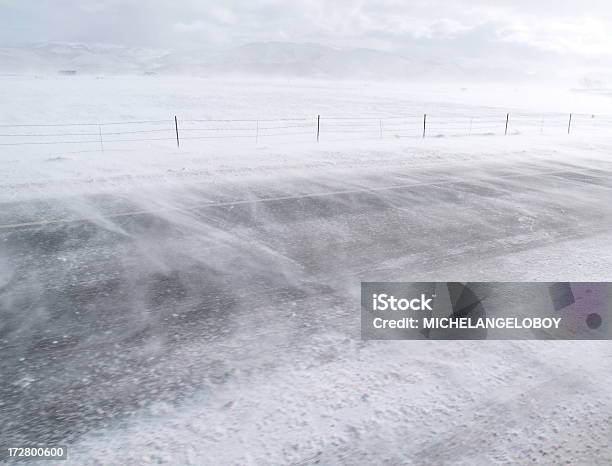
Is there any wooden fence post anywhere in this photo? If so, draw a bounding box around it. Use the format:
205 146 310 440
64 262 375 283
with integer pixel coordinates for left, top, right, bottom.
423 114 427 138
174 116 180 147
256 120 259 143
317 115 320 142
505 113 509 135
567 113 572 135
98 125 104 152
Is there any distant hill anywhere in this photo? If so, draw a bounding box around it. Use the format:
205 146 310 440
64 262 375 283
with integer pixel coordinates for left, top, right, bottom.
0 43 167 75
158 42 420 79
0 41 528 82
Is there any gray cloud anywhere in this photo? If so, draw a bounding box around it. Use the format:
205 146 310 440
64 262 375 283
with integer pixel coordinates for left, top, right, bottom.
2 0 612 61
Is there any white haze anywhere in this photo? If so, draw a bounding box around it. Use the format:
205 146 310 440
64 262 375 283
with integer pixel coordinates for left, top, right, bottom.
2 1 612 85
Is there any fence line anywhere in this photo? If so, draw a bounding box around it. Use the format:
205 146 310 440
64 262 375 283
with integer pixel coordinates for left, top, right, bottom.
1 112 611 148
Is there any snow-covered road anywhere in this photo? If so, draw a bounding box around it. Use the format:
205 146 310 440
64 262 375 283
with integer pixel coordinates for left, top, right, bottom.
1 134 612 464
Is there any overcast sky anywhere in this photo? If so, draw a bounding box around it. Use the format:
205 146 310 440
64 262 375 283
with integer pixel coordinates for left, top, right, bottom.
2 0 612 62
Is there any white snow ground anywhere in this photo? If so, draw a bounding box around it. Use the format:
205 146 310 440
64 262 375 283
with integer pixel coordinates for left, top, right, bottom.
1 77 612 465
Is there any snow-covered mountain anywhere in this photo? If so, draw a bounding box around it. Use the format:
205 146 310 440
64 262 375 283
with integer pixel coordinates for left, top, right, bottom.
0 41 527 81
158 42 421 79
0 43 167 75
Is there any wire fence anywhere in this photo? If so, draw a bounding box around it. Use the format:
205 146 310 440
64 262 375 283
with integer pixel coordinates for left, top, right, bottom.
1 111 611 151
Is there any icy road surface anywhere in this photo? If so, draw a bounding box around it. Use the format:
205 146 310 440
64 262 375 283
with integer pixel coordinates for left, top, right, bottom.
1 135 612 465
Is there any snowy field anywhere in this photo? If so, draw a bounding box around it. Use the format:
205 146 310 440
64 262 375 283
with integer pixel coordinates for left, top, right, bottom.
1 77 612 465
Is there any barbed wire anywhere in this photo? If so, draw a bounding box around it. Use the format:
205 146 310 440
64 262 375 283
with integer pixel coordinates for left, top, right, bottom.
1 112 611 147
